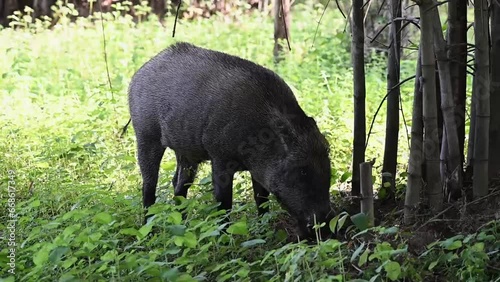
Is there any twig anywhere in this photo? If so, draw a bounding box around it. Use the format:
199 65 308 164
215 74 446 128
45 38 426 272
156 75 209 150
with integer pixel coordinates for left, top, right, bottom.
99 0 114 100
400 90 411 151
120 118 132 138
312 0 332 48
335 0 346 19
416 203 457 231
370 17 420 44
342 4 353 33
280 0 291 51
462 189 500 210
423 0 448 13
417 189 500 232
361 0 372 11
172 0 182 37
362 0 372 24
365 75 416 150
376 0 387 16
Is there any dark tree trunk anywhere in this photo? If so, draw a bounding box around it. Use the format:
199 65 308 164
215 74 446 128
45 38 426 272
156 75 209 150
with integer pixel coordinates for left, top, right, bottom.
350 0 366 200
381 0 401 200
431 10 463 200
0 0 19 27
419 0 442 213
273 0 291 62
404 50 423 224
214 0 225 12
447 0 467 168
33 0 56 18
490 0 500 179
151 0 166 22
472 0 490 197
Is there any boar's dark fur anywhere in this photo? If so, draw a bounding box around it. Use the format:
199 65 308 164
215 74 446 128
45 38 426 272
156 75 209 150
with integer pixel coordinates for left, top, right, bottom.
129 42 332 238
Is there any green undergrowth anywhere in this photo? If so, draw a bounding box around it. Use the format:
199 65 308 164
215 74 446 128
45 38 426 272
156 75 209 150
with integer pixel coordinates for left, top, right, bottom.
0 2 498 281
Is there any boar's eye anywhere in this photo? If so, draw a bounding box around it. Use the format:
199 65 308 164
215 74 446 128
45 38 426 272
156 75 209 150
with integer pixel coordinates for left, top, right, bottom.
300 167 308 176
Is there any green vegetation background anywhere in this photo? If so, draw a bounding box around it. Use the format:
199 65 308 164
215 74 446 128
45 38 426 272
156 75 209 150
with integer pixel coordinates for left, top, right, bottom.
0 3 497 281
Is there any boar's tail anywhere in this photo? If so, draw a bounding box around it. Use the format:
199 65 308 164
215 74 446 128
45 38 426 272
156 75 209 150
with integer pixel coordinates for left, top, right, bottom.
120 118 132 138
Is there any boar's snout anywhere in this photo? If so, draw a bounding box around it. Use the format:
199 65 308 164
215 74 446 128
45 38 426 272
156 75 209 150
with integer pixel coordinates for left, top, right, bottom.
297 207 333 240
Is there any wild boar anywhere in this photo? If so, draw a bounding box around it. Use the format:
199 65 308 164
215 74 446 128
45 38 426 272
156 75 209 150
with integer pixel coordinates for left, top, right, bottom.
129 42 332 238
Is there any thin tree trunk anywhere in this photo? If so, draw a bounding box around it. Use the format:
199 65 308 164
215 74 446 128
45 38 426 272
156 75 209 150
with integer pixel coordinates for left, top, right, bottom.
404 50 423 224
350 0 366 199
0 0 18 27
215 0 225 12
490 0 500 179
431 10 463 200
419 0 442 213
360 162 374 227
0 0 5 26
382 0 401 200
447 0 467 168
473 0 490 197
273 0 291 63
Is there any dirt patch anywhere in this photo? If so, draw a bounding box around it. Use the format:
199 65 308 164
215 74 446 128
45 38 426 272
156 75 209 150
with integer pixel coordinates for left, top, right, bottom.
277 184 500 245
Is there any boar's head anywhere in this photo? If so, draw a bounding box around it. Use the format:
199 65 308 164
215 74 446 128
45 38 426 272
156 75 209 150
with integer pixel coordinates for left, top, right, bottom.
263 112 333 239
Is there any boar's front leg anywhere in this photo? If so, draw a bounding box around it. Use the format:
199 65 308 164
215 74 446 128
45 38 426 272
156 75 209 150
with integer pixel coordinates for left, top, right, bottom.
211 159 236 212
172 153 199 198
251 177 270 215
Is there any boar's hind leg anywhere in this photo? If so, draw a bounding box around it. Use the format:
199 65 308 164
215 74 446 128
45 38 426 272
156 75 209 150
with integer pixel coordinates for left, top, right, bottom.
137 138 166 221
252 177 270 215
211 159 236 212
172 154 199 198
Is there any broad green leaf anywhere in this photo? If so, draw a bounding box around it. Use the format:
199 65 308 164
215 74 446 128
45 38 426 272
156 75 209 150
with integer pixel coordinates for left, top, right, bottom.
442 237 463 250
337 213 349 231
236 268 250 277
101 250 118 261
29 199 41 208
472 242 484 251
384 261 401 281
49 246 69 263
62 224 81 238
340 172 351 183
33 244 54 266
359 248 370 266
58 274 76 282
164 248 181 255
120 228 141 237
428 260 439 270
329 212 349 233
161 268 180 280
167 225 186 236
174 236 184 247
227 221 248 235
93 212 112 224
381 226 399 234
351 213 370 231
369 274 380 282
138 224 153 238
161 161 176 171
200 229 220 240
61 257 77 269
169 211 183 225
199 176 212 185
183 232 197 248
35 162 50 168
241 239 266 248
351 242 366 262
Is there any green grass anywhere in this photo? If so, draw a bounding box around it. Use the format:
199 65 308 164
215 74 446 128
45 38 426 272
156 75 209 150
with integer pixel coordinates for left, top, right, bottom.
0 3 498 281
